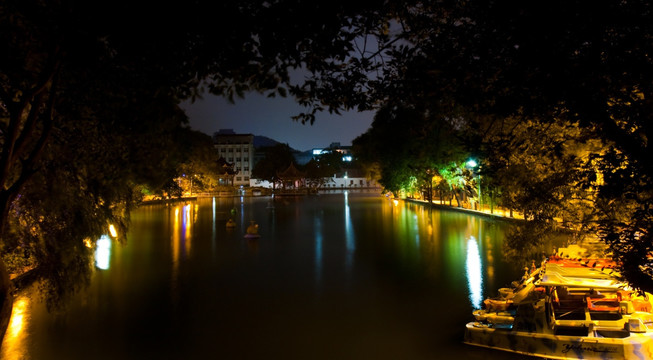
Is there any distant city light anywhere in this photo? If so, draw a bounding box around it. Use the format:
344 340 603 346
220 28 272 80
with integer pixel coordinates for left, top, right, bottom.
342 155 352 162
312 149 325 155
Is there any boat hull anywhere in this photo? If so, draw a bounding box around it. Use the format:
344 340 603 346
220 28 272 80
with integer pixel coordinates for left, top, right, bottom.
464 322 653 360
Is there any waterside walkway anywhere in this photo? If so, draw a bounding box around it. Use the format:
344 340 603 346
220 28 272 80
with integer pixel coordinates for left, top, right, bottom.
402 197 525 223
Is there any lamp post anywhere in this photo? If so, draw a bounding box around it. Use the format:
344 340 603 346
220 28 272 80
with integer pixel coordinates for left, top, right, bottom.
466 159 481 211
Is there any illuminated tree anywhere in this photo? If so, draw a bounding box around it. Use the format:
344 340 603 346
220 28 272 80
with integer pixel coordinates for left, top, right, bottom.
347 1 653 290
353 103 470 200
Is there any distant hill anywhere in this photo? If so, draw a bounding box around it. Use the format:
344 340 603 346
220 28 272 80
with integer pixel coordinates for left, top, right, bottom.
254 135 297 151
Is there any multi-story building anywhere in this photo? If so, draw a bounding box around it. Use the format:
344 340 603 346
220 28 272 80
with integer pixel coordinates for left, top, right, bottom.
213 129 255 187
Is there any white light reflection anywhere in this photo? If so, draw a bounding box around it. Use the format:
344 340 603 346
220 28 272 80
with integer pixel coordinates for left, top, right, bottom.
344 191 355 270
314 216 323 288
95 235 112 270
466 236 483 309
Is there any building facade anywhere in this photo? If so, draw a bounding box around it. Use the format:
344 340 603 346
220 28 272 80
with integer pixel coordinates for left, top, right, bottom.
213 129 255 187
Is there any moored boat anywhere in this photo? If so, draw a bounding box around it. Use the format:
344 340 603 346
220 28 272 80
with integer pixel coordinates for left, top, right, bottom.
464 250 653 359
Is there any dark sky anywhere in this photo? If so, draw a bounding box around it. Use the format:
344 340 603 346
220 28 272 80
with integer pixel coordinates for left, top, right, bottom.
181 93 374 151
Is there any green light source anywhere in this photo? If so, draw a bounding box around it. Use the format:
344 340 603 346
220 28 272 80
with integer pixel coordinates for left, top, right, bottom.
466 159 481 211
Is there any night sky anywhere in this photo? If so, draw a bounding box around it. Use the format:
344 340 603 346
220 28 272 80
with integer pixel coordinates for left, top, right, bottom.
181 92 374 151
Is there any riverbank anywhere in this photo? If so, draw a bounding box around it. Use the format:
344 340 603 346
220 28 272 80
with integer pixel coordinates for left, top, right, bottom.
402 197 525 224
139 187 384 205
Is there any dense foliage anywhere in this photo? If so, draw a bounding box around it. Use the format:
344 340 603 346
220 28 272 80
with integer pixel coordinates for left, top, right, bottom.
348 1 653 291
1 0 653 340
0 0 390 331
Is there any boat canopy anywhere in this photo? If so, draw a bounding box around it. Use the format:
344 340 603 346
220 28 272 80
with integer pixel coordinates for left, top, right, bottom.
538 262 625 289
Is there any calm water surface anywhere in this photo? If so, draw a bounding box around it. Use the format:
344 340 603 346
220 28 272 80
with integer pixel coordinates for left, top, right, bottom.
1 191 548 359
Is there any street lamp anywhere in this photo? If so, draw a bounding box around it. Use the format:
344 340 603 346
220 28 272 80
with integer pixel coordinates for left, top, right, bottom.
466 159 481 211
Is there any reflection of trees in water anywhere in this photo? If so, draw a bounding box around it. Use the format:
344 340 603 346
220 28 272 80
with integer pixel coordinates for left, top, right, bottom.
502 222 572 272
8 239 95 314
4 169 133 313
34 250 94 313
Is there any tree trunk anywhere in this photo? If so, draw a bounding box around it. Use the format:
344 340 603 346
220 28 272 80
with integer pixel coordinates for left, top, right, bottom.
490 190 494 214
452 187 461 207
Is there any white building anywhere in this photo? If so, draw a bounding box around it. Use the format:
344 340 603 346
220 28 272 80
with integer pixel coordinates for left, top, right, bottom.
213 129 254 187
250 173 380 190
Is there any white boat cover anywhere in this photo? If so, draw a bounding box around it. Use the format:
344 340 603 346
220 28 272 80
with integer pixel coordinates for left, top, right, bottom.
538 262 625 289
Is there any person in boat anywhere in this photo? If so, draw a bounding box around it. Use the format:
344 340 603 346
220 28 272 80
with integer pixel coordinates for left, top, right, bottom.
246 221 259 235
226 218 236 228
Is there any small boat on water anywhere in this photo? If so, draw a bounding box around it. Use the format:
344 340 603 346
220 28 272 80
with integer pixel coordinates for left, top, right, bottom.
464 246 653 360
226 219 236 229
244 220 260 239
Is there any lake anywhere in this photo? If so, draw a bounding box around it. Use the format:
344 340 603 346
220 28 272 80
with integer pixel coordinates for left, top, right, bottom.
1 191 547 359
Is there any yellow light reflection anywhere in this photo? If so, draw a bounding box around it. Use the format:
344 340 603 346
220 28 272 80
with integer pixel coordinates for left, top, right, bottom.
171 205 180 305
172 205 180 265
183 204 192 255
466 236 483 310
1 296 30 360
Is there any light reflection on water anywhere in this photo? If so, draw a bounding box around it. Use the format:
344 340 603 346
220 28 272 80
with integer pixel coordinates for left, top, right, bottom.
1 295 31 360
2 192 552 360
344 191 355 271
466 236 483 310
314 215 323 288
95 235 112 270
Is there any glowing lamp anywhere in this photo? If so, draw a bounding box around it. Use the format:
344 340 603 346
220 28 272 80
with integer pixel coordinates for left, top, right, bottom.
109 224 118 238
